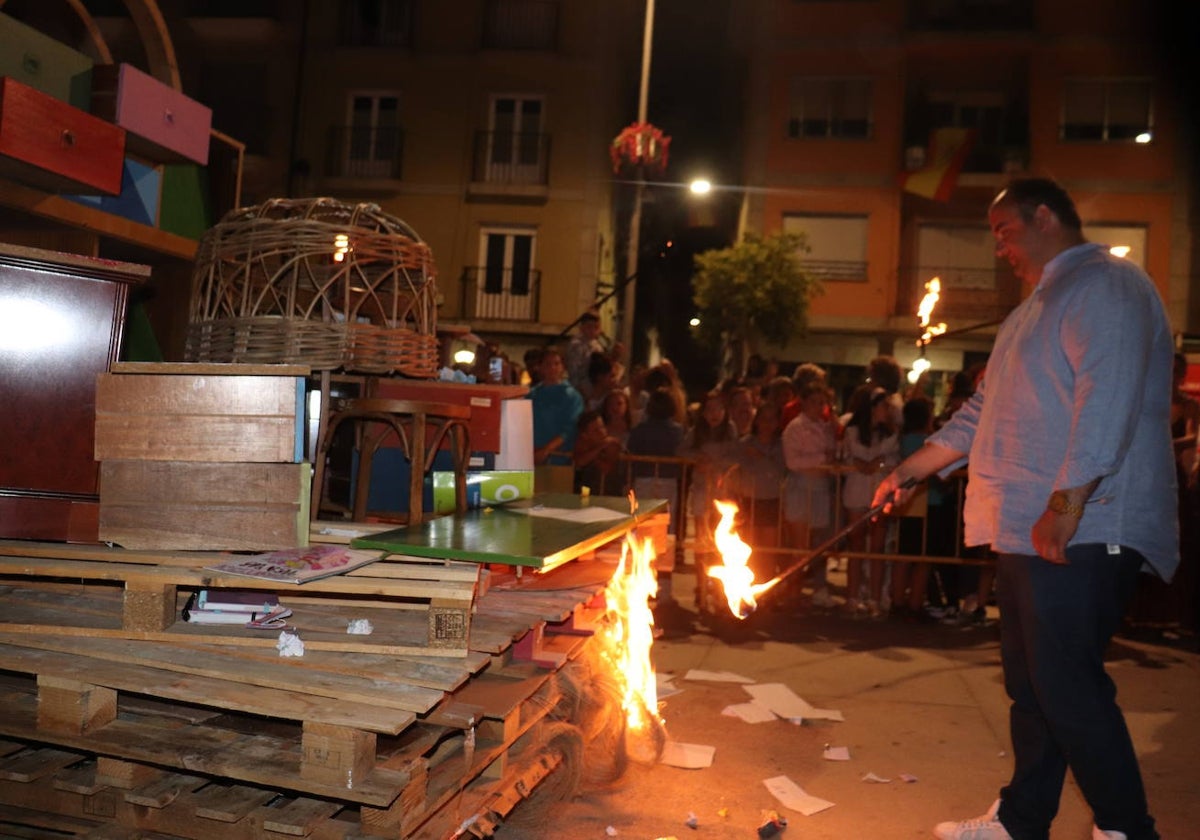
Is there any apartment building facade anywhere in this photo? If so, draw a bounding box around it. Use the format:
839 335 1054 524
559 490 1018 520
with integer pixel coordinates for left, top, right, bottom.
735 0 1194 379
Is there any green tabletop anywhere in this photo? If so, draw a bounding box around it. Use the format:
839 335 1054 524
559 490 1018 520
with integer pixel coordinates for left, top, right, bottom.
350 493 668 568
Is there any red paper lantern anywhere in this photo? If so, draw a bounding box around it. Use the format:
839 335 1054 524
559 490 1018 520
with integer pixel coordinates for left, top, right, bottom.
610 122 671 174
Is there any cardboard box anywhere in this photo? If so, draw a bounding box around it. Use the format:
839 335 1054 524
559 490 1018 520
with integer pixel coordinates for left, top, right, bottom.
431 470 534 514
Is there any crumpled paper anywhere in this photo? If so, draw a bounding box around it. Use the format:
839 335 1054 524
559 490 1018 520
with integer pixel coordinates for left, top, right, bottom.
277 630 305 657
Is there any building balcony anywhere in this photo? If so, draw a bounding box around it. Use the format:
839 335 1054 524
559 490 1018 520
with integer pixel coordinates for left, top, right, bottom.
468 131 551 199
459 266 542 323
897 265 1021 325
325 125 404 180
800 258 869 283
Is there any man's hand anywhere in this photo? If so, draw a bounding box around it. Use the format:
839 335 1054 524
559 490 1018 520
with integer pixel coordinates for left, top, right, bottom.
1031 509 1079 564
872 471 917 515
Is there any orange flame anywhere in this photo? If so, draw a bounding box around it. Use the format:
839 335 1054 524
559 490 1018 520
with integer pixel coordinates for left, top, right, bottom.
916 276 947 346
603 533 661 733
708 500 779 618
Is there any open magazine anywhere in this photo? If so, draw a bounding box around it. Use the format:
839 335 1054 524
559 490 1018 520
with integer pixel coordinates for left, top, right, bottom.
204 545 383 584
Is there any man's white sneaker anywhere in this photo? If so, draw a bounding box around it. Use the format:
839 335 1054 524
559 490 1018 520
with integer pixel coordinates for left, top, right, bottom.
933 800 1012 840
1092 828 1127 840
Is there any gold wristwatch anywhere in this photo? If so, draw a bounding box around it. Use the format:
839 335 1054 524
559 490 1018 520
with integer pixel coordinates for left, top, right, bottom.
1047 490 1085 518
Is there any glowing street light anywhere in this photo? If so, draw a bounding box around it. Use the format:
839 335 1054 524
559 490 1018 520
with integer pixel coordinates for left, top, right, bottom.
689 178 712 196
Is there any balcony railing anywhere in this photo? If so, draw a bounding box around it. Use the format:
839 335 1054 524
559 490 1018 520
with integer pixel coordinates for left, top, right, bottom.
459 266 542 322
326 125 404 179
800 258 868 282
471 131 550 186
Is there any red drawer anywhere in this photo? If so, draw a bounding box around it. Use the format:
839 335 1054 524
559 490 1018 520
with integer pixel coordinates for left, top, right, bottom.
0 75 124 194
92 63 211 165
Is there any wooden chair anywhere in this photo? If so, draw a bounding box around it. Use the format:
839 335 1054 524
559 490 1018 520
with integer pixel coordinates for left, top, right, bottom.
311 398 471 524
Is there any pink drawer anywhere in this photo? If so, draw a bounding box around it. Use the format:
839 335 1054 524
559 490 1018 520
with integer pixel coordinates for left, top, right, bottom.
0 76 125 195
92 63 211 165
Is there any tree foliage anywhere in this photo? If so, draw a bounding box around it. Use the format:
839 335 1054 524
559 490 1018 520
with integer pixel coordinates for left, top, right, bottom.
691 232 822 376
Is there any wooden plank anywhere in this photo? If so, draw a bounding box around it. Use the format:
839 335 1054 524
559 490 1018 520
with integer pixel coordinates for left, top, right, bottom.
0 692 411 807
0 747 82 782
0 644 417 735
111 362 310 377
36 675 117 736
53 762 108 795
300 722 376 789
192 783 275 822
259 796 342 836
123 772 206 808
2 635 447 715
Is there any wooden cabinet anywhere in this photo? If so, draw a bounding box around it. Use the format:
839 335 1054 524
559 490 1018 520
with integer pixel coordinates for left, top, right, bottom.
0 243 147 541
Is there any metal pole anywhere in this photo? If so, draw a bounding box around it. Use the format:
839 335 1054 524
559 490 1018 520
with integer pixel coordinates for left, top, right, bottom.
618 0 655 360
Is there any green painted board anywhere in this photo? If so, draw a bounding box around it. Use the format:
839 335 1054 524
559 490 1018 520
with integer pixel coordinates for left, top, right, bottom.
351 493 668 568
0 12 93 109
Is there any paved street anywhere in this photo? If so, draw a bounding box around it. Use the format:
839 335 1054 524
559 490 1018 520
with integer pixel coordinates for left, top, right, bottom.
496 563 1200 839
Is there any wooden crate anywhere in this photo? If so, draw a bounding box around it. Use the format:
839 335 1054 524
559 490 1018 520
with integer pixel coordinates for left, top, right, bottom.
98 460 310 550
94 364 306 464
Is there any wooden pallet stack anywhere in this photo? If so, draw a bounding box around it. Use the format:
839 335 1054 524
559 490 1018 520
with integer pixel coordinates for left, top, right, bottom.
0 538 616 839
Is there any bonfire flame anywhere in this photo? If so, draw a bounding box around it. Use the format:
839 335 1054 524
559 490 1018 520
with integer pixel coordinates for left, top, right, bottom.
603 532 662 736
916 276 948 347
708 500 779 618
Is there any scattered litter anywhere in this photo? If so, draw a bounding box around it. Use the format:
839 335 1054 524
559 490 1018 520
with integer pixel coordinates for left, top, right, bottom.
822 745 851 761
998 750 1007 758
899 773 919 783
861 772 892 783
660 741 715 769
657 672 682 698
763 775 835 816
721 701 777 724
605 827 618 836
276 630 304 657
717 807 729 819
685 811 699 829
346 619 373 635
744 683 844 722
684 669 755 683
757 810 788 837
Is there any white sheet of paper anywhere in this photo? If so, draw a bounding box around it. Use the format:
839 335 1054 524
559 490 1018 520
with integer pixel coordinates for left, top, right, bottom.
744 683 844 721
763 775 835 816
822 745 851 761
516 505 628 523
721 702 777 724
660 741 716 769
861 771 892 783
684 669 755 683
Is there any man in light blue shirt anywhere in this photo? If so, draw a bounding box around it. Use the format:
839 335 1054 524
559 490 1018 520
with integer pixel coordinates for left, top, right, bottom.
876 178 1176 840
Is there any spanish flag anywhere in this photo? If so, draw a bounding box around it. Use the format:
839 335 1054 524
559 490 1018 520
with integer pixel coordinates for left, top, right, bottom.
901 127 976 202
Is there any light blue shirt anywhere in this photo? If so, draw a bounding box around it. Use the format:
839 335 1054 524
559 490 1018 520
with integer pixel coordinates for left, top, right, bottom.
930 242 1179 580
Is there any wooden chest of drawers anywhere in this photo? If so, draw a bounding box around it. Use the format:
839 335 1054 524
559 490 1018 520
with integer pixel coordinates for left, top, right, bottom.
0 244 147 542
91 63 212 165
0 76 125 194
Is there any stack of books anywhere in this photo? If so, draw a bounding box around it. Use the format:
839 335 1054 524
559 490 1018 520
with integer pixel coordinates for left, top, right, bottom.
182 589 292 628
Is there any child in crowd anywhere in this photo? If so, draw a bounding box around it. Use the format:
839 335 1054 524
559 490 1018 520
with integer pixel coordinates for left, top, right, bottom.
572 409 623 495
889 396 940 620
683 390 739 609
841 385 900 619
600 389 634 448
782 382 838 609
731 399 786 585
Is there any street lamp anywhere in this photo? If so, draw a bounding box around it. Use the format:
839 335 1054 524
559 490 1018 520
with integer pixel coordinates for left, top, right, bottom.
617 0 657 359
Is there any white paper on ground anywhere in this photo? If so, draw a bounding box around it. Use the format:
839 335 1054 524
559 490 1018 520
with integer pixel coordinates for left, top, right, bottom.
822 745 851 761
861 772 892 783
660 741 716 769
657 673 682 698
721 701 777 724
763 775 835 816
684 669 755 683
744 683 844 721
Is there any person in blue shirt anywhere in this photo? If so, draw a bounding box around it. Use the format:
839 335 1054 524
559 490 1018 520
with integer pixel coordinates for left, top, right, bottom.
876 178 1176 840
528 347 583 492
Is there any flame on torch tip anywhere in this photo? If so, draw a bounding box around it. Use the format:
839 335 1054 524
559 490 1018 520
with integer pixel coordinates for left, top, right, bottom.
916 276 948 347
708 500 780 618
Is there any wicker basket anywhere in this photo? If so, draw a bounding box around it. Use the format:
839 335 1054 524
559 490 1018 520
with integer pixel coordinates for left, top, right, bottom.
185 197 439 376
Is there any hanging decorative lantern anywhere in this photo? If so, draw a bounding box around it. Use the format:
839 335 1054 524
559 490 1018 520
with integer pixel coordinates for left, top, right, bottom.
610 122 671 174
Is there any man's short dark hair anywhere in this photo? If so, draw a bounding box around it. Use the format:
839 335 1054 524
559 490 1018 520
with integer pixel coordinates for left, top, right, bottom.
999 177 1083 231
580 311 600 324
